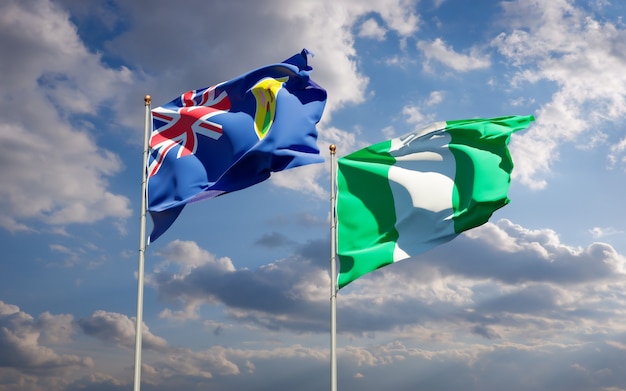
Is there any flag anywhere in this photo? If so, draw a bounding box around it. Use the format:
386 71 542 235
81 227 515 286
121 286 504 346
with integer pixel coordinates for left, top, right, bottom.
147 49 327 243
336 115 534 288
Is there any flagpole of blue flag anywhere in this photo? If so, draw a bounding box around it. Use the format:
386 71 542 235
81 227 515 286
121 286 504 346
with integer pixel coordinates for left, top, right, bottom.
330 144 338 391
133 95 151 391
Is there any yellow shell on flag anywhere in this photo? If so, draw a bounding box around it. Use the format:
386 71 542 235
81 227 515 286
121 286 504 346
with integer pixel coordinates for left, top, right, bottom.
251 76 288 139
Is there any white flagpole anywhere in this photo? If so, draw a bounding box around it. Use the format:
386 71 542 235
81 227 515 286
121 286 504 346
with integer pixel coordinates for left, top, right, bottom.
133 94 151 391
329 144 338 391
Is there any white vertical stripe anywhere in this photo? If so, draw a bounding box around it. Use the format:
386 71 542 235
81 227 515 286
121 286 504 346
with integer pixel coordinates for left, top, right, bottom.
387 123 458 261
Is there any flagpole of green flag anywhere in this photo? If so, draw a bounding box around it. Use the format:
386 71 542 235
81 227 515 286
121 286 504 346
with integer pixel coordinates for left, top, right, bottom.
133 95 151 391
329 144 338 391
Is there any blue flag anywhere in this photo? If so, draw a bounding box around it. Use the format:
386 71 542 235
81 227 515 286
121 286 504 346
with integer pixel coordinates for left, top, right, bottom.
147 49 327 243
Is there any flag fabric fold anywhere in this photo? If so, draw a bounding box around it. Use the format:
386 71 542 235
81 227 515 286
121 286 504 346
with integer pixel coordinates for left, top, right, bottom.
336 115 534 288
147 49 327 243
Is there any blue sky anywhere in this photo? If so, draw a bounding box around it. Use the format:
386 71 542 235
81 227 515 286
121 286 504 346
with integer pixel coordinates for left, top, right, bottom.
2 0 626 390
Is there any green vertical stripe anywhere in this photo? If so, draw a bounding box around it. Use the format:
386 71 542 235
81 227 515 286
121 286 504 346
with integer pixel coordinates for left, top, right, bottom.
447 116 534 232
337 140 397 289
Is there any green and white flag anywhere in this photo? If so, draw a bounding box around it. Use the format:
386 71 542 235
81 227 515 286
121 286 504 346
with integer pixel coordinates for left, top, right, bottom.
336 115 534 289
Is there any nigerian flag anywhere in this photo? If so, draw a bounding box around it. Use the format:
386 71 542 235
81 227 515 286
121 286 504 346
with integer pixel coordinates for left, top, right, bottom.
336 115 534 289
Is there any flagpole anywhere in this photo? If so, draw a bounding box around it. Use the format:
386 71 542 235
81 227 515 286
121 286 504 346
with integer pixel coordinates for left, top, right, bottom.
133 94 151 391
329 144 338 391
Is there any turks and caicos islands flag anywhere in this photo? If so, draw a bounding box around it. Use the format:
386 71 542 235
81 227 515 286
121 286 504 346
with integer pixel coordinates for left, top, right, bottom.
147 49 327 243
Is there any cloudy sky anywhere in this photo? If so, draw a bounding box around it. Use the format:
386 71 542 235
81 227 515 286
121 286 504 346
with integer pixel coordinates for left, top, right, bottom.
2 0 626 390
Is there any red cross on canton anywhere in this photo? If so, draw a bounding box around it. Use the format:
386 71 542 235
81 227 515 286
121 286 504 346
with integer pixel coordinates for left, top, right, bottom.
149 85 232 177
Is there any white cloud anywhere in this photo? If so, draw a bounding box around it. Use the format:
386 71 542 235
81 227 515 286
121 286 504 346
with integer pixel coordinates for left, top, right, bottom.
402 105 427 124
270 164 327 199
78 310 168 351
0 301 92 389
417 38 491 72
396 91 444 134
146 218 626 342
589 226 624 239
0 0 133 232
153 239 236 275
147 239 331 332
76 310 245 384
608 135 626 169
493 0 626 188
37 312 75 344
106 0 416 122
273 0 419 114
426 90 444 106
358 18 387 41
74 306 331 387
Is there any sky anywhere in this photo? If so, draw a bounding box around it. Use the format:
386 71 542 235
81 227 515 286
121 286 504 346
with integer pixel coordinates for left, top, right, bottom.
1 0 626 390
